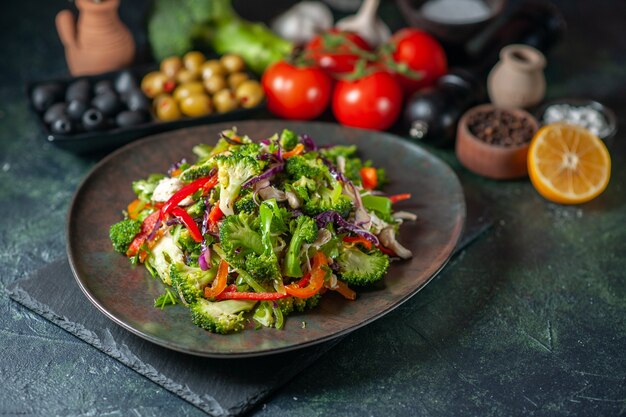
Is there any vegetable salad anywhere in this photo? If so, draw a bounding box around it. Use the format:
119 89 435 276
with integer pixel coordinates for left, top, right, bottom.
109 128 415 334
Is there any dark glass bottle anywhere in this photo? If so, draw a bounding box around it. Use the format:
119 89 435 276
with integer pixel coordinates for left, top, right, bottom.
403 1 566 147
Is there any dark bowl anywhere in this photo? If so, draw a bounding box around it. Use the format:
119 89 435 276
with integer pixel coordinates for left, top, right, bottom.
535 98 617 142
27 64 265 155
396 0 508 43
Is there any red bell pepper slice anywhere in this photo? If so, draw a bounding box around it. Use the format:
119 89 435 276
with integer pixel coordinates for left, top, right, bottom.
285 252 328 298
208 204 223 225
126 211 161 258
204 259 229 299
160 175 217 216
377 244 396 257
334 279 356 300
388 193 411 204
216 291 288 301
170 207 203 243
342 236 373 250
359 167 378 190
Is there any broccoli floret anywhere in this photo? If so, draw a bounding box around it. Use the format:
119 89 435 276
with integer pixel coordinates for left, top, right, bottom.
285 155 327 180
216 154 262 216
235 142 263 159
234 192 257 214
109 219 141 254
336 246 390 286
177 227 201 253
293 176 317 191
185 199 206 218
242 200 283 282
180 160 216 183
280 129 299 151
190 299 257 334
244 253 281 282
132 173 166 202
293 293 322 312
320 145 357 160
302 181 353 217
219 212 264 268
276 297 294 316
169 262 217 304
284 216 318 277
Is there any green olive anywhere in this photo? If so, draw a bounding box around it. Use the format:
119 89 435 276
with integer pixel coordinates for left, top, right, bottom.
201 60 226 80
235 80 264 108
228 72 249 90
160 56 183 78
176 68 197 84
173 81 205 102
203 75 227 95
183 51 206 76
141 71 169 98
220 54 246 73
180 94 212 117
213 89 239 113
155 95 181 121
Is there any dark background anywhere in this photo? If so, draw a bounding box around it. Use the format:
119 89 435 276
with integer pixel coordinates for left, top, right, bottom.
1 0 625 416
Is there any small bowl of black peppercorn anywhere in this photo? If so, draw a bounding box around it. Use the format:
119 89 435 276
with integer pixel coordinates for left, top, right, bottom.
456 104 539 179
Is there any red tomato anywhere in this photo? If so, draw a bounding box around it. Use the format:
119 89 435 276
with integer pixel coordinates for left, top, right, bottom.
332 70 402 131
389 29 447 94
305 30 372 77
262 61 332 120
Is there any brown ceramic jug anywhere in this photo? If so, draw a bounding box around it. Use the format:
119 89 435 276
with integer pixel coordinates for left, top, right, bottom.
56 0 135 76
487 44 546 109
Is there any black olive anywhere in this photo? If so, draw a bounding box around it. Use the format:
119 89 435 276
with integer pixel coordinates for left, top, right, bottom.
50 115 73 134
92 91 121 116
43 102 68 124
82 108 106 131
94 79 114 96
66 79 91 102
125 89 151 112
32 83 64 112
67 99 89 121
116 110 147 127
114 70 138 95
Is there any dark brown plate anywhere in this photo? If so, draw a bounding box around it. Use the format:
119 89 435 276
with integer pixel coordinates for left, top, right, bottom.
67 121 465 358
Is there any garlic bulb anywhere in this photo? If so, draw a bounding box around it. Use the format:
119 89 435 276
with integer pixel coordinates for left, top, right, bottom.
272 1 334 44
335 0 391 47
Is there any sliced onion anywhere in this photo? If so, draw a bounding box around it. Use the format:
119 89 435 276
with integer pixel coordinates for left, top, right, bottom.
345 181 371 229
285 190 301 209
379 227 412 259
312 229 332 248
337 155 346 175
393 211 418 221
258 186 287 201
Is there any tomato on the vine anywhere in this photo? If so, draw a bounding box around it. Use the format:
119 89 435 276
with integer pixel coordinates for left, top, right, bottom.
332 68 403 131
262 61 332 120
305 29 372 77
387 29 447 94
